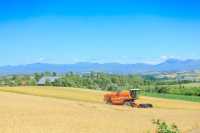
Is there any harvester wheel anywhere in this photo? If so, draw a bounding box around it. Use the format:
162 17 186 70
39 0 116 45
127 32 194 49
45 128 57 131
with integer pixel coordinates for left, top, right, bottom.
106 101 112 105
139 104 153 108
124 101 133 106
105 98 112 105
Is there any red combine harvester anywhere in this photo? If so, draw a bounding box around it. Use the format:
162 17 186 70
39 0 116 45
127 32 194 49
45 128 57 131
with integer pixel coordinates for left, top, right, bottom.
104 89 153 108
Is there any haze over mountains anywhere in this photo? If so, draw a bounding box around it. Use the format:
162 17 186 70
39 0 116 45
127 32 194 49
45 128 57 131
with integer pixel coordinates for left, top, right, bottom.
1 59 200 75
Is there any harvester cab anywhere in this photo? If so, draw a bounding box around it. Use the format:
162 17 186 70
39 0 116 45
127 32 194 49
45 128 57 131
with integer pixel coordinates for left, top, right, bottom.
130 88 153 108
130 88 140 100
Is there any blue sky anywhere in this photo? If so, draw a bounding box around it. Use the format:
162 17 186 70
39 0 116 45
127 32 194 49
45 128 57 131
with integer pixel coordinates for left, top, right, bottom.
0 0 200 66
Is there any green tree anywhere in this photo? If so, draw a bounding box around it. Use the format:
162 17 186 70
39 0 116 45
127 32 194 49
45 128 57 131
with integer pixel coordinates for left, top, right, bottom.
45 80 52 86
52 72 57 76
34 73 43 82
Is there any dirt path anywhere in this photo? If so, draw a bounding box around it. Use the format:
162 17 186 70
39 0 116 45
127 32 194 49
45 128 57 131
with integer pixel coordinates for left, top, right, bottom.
0 92 199 133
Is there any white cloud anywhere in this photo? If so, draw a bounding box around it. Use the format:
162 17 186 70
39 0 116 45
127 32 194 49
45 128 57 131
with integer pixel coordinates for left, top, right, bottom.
160 55 168 60
38 57 45 62
160 55 183 61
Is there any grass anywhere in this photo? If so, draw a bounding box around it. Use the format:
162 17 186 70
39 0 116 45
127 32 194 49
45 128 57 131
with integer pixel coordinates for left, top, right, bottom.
142 92 200 103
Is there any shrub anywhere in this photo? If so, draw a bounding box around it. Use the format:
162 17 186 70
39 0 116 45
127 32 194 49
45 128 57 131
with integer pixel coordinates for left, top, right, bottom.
152 119 180 133
155 86 169 93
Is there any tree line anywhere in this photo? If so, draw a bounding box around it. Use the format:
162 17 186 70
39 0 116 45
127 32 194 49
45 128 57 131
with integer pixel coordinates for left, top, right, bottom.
0 72 199 96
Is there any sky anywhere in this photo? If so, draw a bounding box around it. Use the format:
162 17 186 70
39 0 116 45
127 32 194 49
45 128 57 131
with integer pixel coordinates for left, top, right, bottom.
0 0 200 66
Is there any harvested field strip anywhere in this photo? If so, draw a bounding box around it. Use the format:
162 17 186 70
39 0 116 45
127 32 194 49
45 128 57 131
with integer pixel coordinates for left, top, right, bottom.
0 86 104 103
0 86 200 111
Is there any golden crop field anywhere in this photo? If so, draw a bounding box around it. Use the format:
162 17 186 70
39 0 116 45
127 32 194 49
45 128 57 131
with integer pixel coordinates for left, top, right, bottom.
0 86 200 133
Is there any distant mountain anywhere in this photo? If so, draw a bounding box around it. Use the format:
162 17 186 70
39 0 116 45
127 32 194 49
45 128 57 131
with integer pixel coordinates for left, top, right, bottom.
155 59 200 72
1 59 200 75
0 62 154 75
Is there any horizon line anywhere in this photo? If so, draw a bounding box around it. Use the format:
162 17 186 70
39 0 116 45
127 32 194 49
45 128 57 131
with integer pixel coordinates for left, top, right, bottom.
0 58 199 67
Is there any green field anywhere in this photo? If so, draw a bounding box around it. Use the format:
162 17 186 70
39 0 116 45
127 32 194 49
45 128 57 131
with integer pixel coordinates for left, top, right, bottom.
162 82 200 87
142 92 200 102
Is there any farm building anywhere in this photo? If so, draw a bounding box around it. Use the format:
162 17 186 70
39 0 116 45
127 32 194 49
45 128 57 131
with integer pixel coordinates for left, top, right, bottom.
37 77 59 86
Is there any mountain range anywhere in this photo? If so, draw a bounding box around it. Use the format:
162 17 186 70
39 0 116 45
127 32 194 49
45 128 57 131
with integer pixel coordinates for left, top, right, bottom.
1 59 200 75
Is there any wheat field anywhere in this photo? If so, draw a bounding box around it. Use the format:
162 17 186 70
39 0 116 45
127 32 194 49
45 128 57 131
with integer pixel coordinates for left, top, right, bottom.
0 86 199 133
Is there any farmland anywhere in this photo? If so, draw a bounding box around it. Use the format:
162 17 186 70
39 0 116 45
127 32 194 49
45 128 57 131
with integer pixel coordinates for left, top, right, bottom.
142 92 200 102
0 86 200 133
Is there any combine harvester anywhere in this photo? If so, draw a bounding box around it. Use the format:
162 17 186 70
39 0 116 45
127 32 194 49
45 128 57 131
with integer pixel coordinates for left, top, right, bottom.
104 89 153 108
